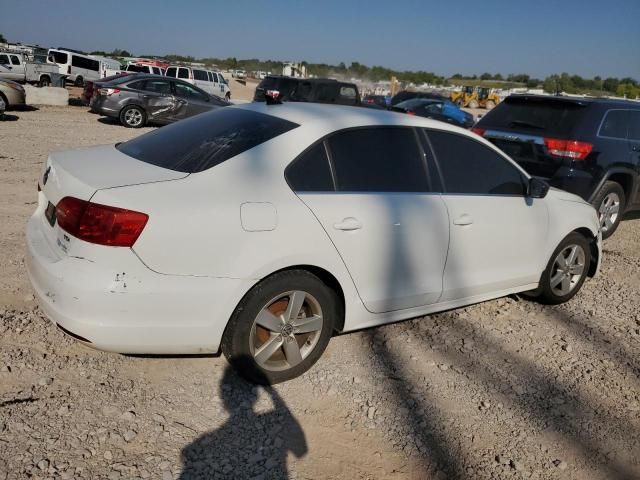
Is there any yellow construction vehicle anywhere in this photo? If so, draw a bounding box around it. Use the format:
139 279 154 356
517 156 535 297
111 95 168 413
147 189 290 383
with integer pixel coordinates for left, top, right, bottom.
450 86 501 109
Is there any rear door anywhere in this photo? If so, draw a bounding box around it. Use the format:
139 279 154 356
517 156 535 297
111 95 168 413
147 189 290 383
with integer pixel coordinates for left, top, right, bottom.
165 67 177 78
426 129 548 301
479 96 589 179
138 78 175 124
192 69 211 93
626 110 640 205
289 127 450 313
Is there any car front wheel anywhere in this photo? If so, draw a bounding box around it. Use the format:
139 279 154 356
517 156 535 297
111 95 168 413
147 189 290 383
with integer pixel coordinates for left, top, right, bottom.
221 270 339 385
119 105 146 128
536 232 591 304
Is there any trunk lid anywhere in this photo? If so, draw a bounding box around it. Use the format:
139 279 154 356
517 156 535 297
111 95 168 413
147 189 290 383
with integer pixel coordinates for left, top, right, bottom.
477 96 592 178
36 144 187 256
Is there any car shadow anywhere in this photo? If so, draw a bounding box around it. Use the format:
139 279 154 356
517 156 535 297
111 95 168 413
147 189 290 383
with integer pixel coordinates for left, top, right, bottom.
0 114 19 122
97 117 120 126
178 358 307 479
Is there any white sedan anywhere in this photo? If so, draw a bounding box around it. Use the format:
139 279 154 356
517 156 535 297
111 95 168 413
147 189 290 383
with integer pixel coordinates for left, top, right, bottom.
26 102 602 384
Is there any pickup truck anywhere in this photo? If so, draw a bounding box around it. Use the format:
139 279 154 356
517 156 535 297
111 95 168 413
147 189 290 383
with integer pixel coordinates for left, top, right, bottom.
0 52 63 87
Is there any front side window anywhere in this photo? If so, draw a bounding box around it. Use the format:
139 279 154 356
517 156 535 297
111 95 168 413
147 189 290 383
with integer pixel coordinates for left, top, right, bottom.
50 51 68 64
174 82 207 100
116 108 299 173
328 127 429 192
427 130 525 195
599 110 629 140
178 68 190 79
10 55 20 65
286 143 334 192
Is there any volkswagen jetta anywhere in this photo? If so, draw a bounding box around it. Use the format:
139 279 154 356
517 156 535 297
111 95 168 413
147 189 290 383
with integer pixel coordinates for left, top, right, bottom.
26 103 602 384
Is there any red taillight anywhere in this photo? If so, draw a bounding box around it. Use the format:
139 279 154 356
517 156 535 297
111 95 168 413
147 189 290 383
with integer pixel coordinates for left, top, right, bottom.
55 197 148 247
97 88 120 96
544 138 593 161
406 110 416 116
471 127 486 136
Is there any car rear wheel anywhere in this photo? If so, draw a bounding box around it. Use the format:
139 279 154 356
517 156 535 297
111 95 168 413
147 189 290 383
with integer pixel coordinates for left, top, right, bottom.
74 76 84 87
593 181 624 239
225 92 231 102
119 105 146 128
221 270 338 385
536 232 591 304
0 93 7 114
39 76 51 87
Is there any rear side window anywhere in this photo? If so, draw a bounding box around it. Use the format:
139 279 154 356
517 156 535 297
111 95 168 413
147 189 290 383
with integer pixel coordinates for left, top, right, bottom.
144 80 171 94
339 86 357 99
152 67 161 75
127 80 147 90
116 108 299 173
166 67 177 77
127 64 148 73
327 128 429 192
193 69 208 81
286 143 334 192
178 68 190 79
599 110 629 139
479 97 587 137
0 54 8 64
629 111 640 141
428 130 525 195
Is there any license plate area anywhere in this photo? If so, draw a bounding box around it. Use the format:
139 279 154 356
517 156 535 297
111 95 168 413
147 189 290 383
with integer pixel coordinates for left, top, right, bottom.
45 201 56 227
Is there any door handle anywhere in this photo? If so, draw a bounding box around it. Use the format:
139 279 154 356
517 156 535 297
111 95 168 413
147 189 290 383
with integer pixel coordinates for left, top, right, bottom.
453 214 474 226
142 95 151 99
333 217 362 231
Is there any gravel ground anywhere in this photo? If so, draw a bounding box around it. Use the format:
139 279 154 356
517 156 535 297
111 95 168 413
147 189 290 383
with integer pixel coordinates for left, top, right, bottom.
1 106 639 480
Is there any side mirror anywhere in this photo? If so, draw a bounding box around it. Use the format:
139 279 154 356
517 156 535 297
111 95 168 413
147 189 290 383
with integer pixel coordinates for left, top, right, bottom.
528 177 549 198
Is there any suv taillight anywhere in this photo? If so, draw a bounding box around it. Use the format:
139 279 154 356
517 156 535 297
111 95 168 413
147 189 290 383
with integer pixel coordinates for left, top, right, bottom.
544 138 593 160
471 127 486 136
56 197 148 247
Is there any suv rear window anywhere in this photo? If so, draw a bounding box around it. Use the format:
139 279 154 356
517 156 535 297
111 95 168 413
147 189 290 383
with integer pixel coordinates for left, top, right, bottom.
479 96 588 137
116 108 299 173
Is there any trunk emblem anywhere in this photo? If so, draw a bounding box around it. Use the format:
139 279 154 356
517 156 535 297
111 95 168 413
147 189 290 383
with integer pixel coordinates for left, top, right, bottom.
43 166 51 186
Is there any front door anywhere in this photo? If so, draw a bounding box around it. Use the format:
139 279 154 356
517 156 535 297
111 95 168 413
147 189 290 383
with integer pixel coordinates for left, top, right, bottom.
425 129 549 301
288 127 450 313
627 110 640 205
0 54 22 81
173 82 211 118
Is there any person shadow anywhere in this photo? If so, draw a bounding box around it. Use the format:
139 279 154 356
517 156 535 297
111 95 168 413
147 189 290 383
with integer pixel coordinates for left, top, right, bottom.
179 359 307 480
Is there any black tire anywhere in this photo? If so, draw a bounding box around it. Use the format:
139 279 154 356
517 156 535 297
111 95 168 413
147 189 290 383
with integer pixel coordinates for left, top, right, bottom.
225 92 231 102
0 92 7 112
74 76 84 87
39 76 51 88
536 232 592 305
119 105 146 128
221 270 339 385
592 181 625 239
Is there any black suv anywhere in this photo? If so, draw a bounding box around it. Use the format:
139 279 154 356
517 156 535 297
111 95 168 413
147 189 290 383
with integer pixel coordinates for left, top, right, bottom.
254 76 361 106
475 95 640 238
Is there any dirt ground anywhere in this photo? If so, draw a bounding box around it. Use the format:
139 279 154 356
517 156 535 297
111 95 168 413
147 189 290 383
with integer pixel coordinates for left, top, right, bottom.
1 105 639 480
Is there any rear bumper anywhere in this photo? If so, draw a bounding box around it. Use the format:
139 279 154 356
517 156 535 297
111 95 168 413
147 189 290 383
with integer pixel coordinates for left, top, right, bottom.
26 214 247 354
90 97 120 117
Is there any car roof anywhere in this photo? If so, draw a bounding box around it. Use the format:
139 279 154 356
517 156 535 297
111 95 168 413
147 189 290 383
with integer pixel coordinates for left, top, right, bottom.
233 101 468 135
507 94 640 108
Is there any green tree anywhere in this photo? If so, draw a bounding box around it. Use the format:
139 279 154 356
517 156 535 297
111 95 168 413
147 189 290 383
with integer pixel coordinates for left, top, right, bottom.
0 33 6 43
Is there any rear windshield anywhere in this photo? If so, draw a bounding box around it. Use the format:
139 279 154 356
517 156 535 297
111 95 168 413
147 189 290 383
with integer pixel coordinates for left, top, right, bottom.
116 108 299 173
478 96 588 137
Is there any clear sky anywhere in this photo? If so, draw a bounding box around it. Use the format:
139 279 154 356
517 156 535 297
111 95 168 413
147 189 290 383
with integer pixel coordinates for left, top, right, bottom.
2 0 639 79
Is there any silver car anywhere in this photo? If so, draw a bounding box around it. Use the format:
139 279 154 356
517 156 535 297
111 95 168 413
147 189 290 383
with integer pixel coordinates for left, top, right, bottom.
0 79 26 116
90 74 228 128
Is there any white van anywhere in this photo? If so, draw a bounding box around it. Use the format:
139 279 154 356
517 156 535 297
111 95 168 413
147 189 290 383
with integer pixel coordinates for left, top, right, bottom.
165 66 231 101
47 49 122 86
125 63 164 75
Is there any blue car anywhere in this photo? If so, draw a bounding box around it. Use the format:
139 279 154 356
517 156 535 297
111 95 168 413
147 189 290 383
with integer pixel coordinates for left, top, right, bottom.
391 98 475 128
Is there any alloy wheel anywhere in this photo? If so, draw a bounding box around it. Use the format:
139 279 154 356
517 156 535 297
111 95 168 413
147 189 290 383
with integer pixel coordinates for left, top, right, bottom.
598 192 620 233
125 109 143 127
550 244 586 296
249 291 323 372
